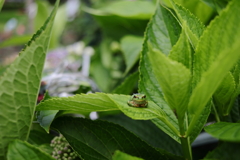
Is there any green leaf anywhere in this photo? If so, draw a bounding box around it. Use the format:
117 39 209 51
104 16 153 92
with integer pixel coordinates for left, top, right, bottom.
51 116 180 160
204 122 240 142
205 142 240 159
37 92 170 121
7 139 54 160
112 72 139 94
169 29 192 69
169 0 205 49
0 0 4 11
89 1 155 19
213 72 236 116
36 110 58 133
0 1 58 159
139 2 180 142
0 35 32 48
36 93 118 112
148 44 191 120
187 0 240 136
113 150 144 160
170 0 214 24
85 1 152 39
37 92 180 141
34 0 50 31
120 35 143 74
49 3 67 49
102 114 182 156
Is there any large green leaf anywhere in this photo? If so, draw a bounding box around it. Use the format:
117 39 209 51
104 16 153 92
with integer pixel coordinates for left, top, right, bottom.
187 0 240 136
0 1 58 159
147 44 191 121
7 140 54 160
139 2 180 142
204 122 240 142
120 35 143 74
37 92 180 140
51 116 181 160
204 142 240 159
36 93 118 112
112 150 144 160
169 0 205 49
102 114 182 156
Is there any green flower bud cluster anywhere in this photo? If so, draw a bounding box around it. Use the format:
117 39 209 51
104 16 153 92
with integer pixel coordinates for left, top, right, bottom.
50 134 79 160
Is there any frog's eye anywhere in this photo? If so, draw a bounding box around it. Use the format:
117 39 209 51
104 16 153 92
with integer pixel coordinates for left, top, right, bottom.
142 95 146 98
133 95 137 98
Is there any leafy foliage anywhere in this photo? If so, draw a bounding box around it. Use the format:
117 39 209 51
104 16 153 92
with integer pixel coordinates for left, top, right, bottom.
0 1 58 159
51 116 181 160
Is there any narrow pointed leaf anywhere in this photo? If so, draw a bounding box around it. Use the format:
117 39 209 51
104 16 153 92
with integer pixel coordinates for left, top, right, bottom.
7 140 54 160
169 29 192 70
169 0 205 49
148 45 191 119
139 2 180 142
51 117 181 160
0 1 58 159
205 122 240 142
187 0 240 136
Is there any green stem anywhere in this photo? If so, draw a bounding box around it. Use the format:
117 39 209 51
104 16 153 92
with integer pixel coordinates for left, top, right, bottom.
211 101 220 122
180 136 192 160
178 114 192 160
161 118 180 137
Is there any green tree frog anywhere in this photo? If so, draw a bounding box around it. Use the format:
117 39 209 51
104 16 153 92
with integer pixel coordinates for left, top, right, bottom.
127 93 148 108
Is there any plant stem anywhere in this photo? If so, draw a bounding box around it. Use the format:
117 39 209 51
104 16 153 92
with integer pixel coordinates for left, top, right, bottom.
178 114 192 160
180 136 192 160
211 101 220 122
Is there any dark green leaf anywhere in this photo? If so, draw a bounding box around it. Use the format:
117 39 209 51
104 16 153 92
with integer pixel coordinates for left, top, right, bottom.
51 116 180 160
102 114 182 156
205 142 240 160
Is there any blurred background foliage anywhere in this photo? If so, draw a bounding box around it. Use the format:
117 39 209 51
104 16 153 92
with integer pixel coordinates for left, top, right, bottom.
0 0 215 93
